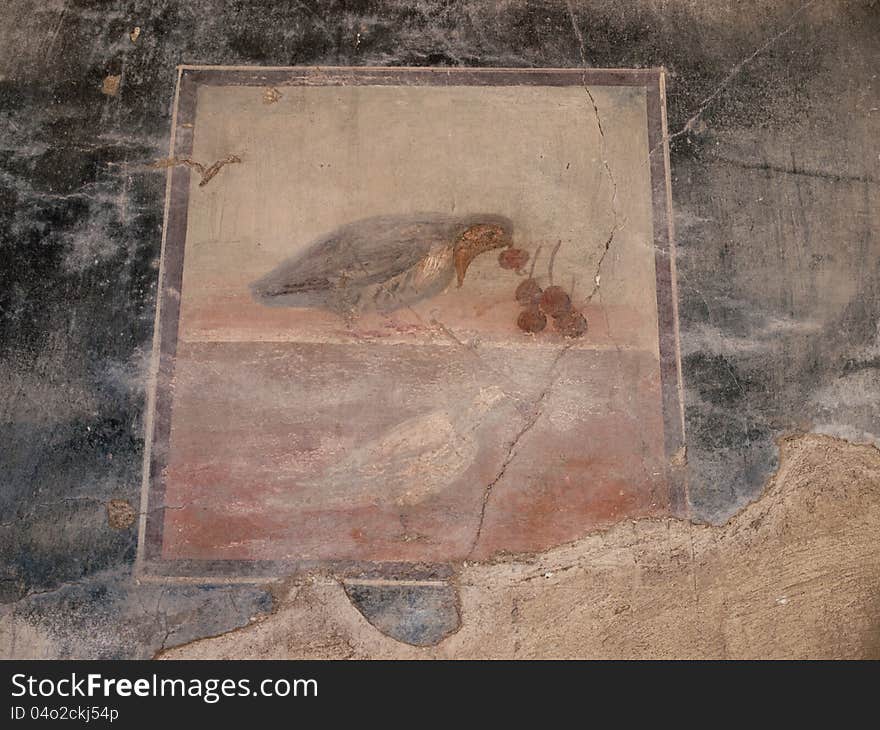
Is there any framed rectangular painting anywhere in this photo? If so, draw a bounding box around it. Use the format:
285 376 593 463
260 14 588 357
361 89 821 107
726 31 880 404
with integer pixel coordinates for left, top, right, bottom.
137 66 685 579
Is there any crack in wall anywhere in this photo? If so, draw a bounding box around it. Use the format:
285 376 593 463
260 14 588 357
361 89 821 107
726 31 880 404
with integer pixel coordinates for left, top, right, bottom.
651 0 821 154
585 228 615 302
564 0 623 302
466 343 574 557
151 154 242 187
1 498 191 531
711 155 880 185
135 586 172 653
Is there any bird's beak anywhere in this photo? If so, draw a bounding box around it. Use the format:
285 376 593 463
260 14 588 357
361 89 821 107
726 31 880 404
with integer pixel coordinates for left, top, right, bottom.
454 249 474 287
454 225 512 287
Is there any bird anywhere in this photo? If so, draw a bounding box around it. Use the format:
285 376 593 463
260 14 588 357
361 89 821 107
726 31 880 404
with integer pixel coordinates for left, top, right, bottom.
287 385 508 510
250 213 514 315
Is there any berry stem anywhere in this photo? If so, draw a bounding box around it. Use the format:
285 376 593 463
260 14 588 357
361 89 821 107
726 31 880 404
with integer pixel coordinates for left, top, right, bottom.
529 244 542 279
548 240 562 285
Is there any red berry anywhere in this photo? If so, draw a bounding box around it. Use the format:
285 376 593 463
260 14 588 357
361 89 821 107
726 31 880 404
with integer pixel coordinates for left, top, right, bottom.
539 286 572 317
554 310 588 338
515 278 543 306
517 307 547 333
498 247 530 271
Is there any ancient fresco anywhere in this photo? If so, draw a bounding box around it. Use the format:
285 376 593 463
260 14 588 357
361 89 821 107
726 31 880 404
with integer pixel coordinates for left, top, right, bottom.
139 67 683 576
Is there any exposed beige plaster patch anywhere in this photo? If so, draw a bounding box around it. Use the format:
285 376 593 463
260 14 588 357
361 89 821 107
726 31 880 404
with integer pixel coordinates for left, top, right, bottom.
262 87 282 104
106 499 136 530
101 74 120 96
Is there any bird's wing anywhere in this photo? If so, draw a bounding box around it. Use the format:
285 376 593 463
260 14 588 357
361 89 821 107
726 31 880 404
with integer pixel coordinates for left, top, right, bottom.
252 214 463 299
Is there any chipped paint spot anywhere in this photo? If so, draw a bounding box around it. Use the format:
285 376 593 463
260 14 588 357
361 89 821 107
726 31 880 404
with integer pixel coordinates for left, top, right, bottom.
106 500 135 530
101 74 121 96
263 87 282 104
